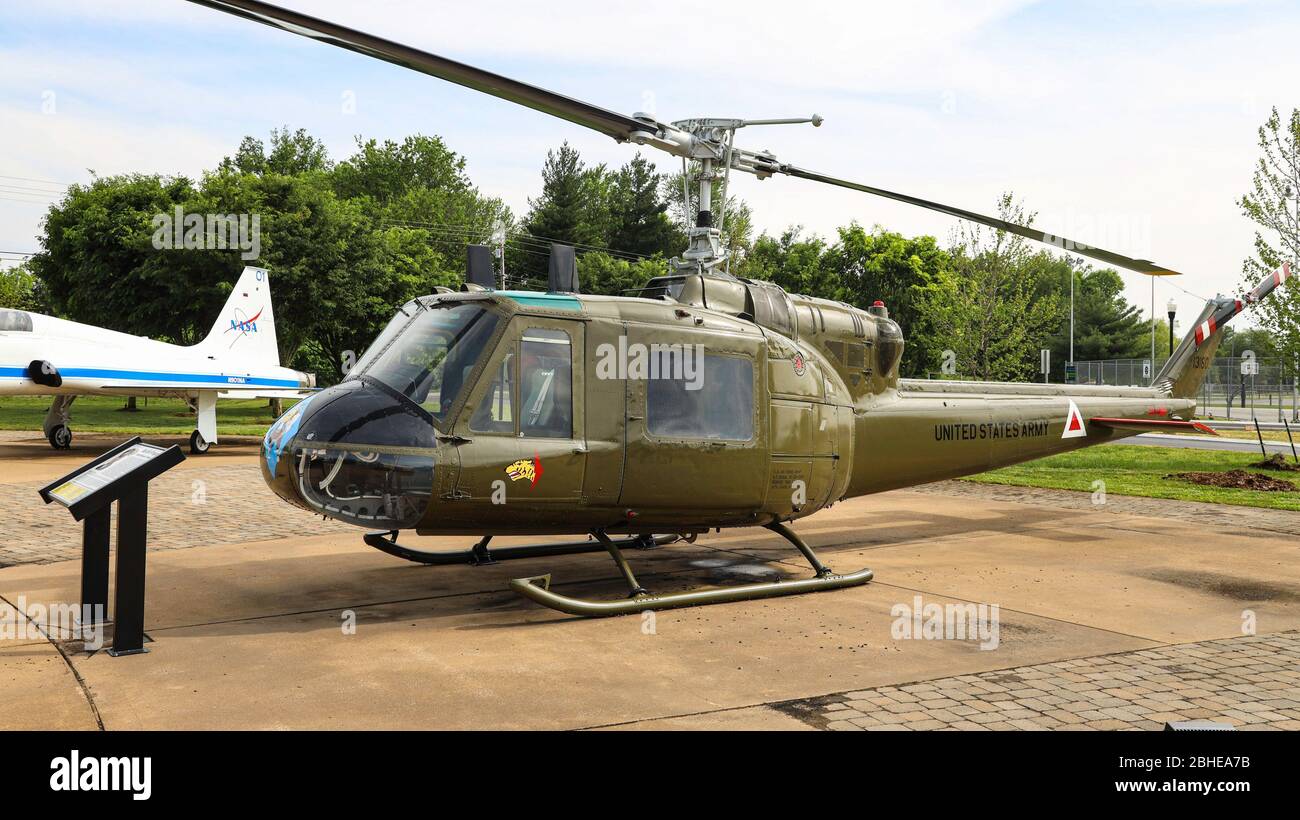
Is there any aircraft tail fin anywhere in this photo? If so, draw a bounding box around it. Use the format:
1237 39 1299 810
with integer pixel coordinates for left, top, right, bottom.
196 266 281 365
1155 261 1292 400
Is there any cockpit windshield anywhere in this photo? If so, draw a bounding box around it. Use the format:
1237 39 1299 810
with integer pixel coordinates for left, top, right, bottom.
0 310 33 332
357 301 500 426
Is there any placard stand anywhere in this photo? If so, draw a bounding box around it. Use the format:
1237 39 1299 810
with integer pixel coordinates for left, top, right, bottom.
39 436 184 656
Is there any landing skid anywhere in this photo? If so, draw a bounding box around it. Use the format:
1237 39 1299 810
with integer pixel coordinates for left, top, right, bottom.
362 530 679 566
363 523 871 617
512 522 872 618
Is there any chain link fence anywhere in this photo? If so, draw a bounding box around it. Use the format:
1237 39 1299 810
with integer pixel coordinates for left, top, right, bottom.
1073 356 1300 420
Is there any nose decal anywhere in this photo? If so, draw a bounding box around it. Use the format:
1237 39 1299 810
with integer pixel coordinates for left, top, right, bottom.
264 393 316 474
505 453 544 487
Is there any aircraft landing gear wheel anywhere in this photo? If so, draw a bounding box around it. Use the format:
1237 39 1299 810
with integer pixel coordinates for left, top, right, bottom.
48 425 72 450
189 430 211 455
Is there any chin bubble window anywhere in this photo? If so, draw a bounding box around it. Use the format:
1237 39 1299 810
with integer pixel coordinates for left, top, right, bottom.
294 447 434 528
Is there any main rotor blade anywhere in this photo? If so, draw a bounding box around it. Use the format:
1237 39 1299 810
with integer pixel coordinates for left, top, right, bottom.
183 0 652 142
780 165 1180 276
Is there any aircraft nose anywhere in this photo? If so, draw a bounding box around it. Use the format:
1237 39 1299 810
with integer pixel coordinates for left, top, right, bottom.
260 380 437 529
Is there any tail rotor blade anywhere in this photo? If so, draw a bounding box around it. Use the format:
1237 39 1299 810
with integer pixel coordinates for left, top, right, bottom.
1247 260 1294 303
779 165 1180 276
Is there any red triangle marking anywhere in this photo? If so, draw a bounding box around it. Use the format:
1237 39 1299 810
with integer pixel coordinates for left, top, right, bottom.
1068 414 1082 431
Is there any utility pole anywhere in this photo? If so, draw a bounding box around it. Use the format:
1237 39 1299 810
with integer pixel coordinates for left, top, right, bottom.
1069 270 1075 372
492 220 506 289
1167 298 1177 364
1150 275 1156 385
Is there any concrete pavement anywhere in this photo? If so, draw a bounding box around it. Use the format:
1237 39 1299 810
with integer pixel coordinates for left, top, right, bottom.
1 431 1297 730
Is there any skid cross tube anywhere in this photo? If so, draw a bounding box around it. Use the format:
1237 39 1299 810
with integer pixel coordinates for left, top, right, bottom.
510 522 873 617
363 530 674 566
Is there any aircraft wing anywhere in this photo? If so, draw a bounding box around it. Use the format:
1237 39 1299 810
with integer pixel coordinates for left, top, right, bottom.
217 388 315 400
92 384 314 399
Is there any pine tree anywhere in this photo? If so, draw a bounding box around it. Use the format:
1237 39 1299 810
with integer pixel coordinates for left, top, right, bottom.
524 143 590 245
608 153 678 258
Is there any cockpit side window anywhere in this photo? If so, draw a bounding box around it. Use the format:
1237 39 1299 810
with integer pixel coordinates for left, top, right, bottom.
648 353 754 441
519 328 572 439
469 352 516 434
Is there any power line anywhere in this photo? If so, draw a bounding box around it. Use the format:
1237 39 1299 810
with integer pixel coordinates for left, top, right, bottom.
1163 277 1209 304
0 181 66 195
0 194 58 206
381 217 651 261
0 173 69 189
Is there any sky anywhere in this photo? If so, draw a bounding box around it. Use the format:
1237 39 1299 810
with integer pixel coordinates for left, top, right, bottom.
1 0 1298 333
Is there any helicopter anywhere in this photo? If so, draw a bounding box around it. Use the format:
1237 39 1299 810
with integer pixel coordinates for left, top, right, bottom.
189 0 1293 617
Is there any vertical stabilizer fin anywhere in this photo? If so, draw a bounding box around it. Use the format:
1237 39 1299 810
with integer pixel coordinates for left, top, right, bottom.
196 266 280 365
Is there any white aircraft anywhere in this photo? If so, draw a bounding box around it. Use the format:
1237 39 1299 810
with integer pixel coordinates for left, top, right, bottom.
0 266 314 453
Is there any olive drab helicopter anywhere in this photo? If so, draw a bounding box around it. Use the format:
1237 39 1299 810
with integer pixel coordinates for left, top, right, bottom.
191 0 1294 617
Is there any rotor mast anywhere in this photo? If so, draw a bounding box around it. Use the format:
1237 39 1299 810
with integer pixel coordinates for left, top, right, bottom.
630 115 824 276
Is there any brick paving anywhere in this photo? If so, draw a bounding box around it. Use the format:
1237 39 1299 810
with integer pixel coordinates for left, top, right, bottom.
0 463 353 567
774 631 1300 731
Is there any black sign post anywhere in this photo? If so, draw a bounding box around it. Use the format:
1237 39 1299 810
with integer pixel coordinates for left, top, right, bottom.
39 437 184 656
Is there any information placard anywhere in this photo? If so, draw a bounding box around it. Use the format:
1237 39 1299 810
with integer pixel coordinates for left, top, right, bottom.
40 437 185 522
47 443 168 506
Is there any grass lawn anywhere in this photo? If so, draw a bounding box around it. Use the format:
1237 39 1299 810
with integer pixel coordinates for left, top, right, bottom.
1213 428 1300 445
0 395 296 437
963 444 1300 511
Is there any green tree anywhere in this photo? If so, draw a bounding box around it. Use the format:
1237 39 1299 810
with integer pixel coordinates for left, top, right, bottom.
917 194 1064 381
577 252 669 296
1221 326 1282 361
334 134 511 281
220 127 331 177
194 164 410 382
1040 262 1150 378
0 261 46 312
608 153 678 258
333 134 470 204
743 228 829 295
30 173 205 341
1239 107 1300 379
513 143 607 280
27 132 468 385
822 225 951 376
523 143 596 244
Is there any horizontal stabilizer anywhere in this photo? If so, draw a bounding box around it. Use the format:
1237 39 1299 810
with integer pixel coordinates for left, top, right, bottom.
1090 417 1218 436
